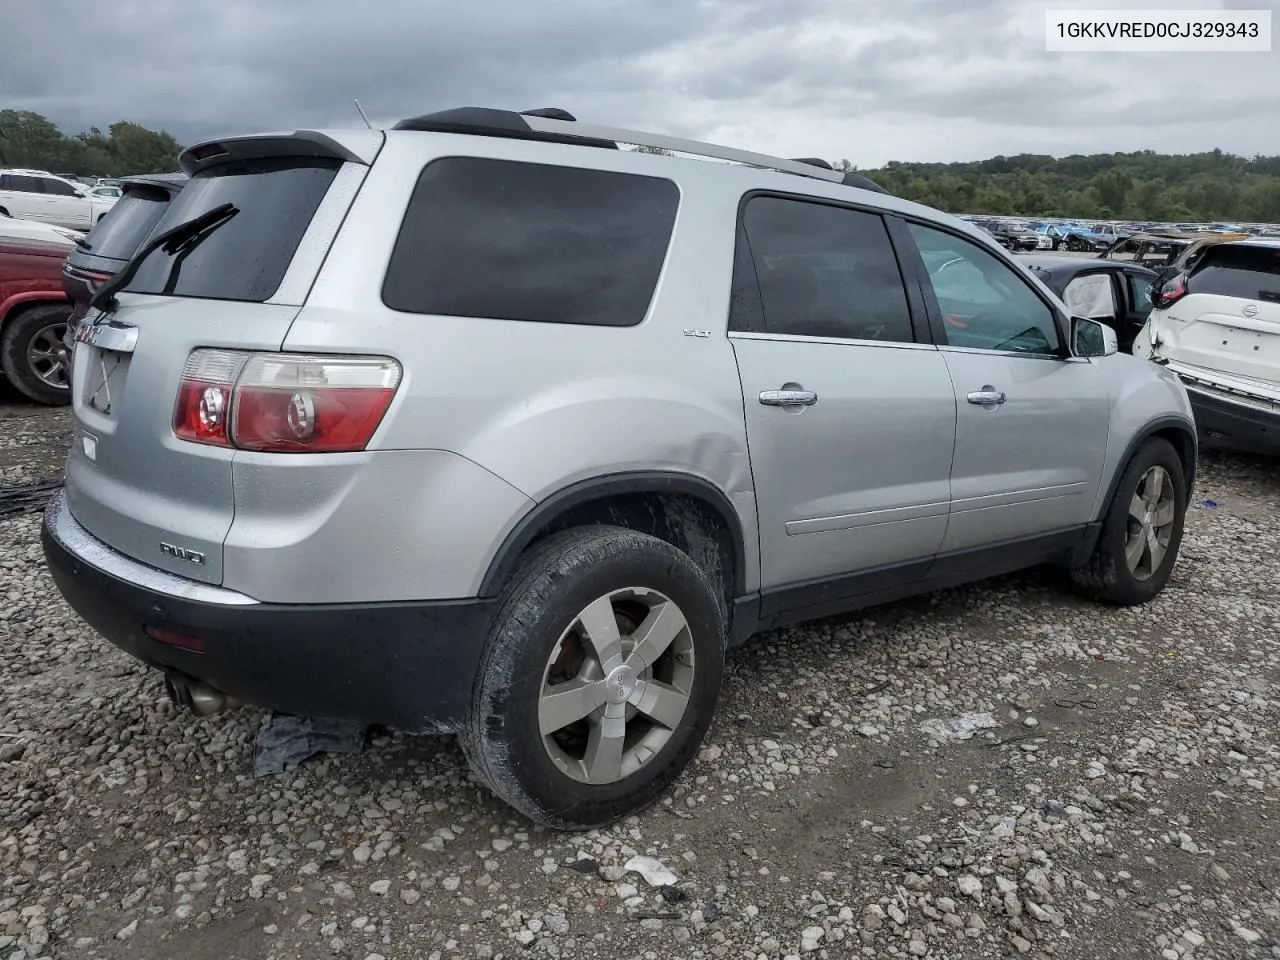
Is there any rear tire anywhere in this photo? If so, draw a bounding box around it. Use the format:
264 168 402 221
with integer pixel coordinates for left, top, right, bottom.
1070 438 1186 605
0 303 74 406
461 525 726 830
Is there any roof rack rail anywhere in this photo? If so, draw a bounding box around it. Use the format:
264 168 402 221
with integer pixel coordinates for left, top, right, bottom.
391 106 894 194
393 106 618 150
840 172 889 194
520 107 577 121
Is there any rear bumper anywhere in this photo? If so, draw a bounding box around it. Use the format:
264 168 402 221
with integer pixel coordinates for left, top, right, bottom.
1187 386 1280 457
1152 357 1280 457
41 491 494 732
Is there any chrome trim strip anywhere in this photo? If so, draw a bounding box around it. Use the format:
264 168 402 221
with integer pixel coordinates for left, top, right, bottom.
1157 357 1280 405
74 319 137 353
951 482 1088 514
728 331 937 350
786 501 949 536
45 491 259 606
938 344 1063 361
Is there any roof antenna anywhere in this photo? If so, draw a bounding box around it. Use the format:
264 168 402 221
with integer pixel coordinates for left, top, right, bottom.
353 99 373 130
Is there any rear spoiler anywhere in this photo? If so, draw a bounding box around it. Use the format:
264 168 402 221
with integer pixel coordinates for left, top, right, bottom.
179 130 385 175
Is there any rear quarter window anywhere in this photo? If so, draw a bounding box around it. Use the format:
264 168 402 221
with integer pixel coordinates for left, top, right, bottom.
124 157 339 303
381 158 680 327
1187 245 1280 300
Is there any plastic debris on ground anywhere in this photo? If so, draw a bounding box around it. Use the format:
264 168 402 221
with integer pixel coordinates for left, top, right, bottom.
624 855 678 887
1195 499 1220 509
253 712 367 777
918 711 1000 741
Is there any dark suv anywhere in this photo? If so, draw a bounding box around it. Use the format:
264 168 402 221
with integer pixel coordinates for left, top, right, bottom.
62 173 187 349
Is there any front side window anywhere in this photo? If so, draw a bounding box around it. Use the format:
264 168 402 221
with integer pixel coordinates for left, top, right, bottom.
42 178 80 197
730 196 914 343
909 223 1062 355
382 158 679 327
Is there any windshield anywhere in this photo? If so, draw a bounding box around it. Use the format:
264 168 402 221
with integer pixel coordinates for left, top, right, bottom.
124 157 338 303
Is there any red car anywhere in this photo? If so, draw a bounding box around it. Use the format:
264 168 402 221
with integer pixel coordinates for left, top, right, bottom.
0 237 73 405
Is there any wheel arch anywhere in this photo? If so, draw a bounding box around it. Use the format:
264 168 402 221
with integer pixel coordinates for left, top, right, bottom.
1100 416 1198 513
0 292 70 330
478 471 750 603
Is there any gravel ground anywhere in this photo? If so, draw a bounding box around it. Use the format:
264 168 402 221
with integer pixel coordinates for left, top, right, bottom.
1 396 1278 960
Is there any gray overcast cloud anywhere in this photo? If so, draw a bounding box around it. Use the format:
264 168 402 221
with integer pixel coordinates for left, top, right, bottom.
5 0 1279 166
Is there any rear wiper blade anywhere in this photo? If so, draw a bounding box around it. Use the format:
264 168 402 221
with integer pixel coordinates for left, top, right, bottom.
89 202 239 314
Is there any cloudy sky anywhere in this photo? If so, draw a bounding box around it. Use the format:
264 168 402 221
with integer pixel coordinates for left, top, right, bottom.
6 0 1279 167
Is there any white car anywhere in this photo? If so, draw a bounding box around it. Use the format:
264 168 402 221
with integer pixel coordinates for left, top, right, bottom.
0 209 82 247
1134 239 1280 456
0 169 118 231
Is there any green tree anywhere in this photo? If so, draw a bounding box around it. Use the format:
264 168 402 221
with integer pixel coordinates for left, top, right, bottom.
0 110 67 168
107 121 182 174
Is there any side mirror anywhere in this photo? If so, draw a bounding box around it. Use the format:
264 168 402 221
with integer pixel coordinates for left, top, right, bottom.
1071 316 1118 358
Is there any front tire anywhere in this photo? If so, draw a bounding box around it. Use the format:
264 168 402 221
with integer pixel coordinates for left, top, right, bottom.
462 526 726 830
1070 438 1186 605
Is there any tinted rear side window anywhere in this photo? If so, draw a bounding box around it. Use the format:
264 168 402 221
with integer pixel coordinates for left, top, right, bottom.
382 158 679 327
81 188 173 261
125 158 338 302
1188 245 1280 300
730 195 914 343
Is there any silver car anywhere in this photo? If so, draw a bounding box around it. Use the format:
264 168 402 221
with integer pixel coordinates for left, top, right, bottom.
43 107 1197 829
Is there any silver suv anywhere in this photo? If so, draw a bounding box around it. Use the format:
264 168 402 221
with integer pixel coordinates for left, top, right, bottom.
42 107 1197 829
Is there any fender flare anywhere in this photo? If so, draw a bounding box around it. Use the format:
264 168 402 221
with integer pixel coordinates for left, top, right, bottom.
0 291 69 328
1099 415 1198 514
478 470 749 598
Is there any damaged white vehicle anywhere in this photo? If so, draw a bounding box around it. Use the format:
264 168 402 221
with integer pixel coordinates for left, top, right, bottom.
1134 240 1280 457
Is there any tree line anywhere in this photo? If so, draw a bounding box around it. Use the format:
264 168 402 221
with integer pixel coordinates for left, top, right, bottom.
6 107 1279 223
837 151 1280 224
0 110 182 177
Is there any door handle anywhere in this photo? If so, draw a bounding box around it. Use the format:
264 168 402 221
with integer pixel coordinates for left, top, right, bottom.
966 388 1006 406
760 389 818 407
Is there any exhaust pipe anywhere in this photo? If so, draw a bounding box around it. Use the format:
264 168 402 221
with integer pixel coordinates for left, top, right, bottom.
165 673 239 717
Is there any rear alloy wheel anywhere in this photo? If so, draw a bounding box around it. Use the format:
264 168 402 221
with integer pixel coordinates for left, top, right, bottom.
1070 438 1187 605
463 526 725 829
0 303 74 405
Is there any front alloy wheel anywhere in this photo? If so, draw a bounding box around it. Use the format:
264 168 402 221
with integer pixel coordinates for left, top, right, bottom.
1070 437 1187 605
1124 465 1177 581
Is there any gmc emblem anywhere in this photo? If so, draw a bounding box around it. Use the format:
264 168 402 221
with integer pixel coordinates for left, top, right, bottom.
160 542 206 565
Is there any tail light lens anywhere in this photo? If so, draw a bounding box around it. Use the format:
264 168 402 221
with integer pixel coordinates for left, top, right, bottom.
173 349 246 447
173 350 401 453
232 354 402 452
1155 273 1188 309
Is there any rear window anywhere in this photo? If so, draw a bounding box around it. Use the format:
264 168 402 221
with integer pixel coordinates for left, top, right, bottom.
381 157 680 327
1188 245 1280 301
124 157 338 302
81 187 174 261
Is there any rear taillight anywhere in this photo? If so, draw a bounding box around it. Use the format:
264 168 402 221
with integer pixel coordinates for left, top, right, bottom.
174 349 245 447
173 350 401 453
1155 273 1188 309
